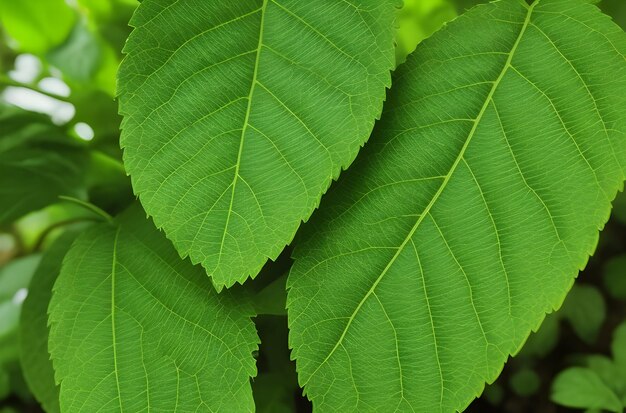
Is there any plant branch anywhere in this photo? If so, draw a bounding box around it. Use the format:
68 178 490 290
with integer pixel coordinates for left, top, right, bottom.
58 196 114 223
33 217 100 251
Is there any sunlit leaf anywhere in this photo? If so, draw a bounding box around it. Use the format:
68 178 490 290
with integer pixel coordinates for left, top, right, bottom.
288 0 626 411
48 205 259 411
0 0 75 53
118 0 400 288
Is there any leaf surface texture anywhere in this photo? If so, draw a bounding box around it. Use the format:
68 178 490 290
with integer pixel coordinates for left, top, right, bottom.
118 0 399 288
48 206 259 412
287 0 626 411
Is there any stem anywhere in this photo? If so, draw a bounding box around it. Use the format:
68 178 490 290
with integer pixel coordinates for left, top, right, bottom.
33 217 99 251
58 196 114 223
92 150 127 174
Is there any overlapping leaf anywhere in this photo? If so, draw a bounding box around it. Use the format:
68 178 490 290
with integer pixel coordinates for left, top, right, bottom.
0 108 86 225
48 206 259 412
20 232 77 413
288 0 626 411
0 0 75 53
118 0 400 288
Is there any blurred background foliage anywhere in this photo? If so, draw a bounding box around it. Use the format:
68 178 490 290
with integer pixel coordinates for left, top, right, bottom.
0 0 624 412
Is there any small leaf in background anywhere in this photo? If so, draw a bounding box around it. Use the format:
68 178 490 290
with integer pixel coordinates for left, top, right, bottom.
77 0 137 22
47 22 101 84
481 383 505 406
0 370 8 400
586 355 626 402
612 322 626 369
561 284 607 344
552 368 623 412
0 108 88 225
395 0 457 64
19 232 78 413
551 322 626 411
604 255 626 301
0 255 41 339
0 0 75 54
47 19 122 96
0 255 41 405
510 368 541 397
253 275 287 316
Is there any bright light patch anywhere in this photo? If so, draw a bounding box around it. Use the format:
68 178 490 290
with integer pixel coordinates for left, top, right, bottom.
2 87 75 124
39 77 71 97
12 288 28 305
74 122 95 141
9 54 42 83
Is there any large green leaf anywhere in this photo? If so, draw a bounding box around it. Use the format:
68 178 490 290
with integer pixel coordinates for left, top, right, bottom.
118 0 400 289
48 206 259 412
20 232 78 413
287 0 626 411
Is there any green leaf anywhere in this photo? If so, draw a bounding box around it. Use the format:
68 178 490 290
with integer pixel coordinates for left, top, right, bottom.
552 368 623 412
0 370 9 400
0 0 75 53
253 274 288 316
48 205 259 412
509 368 540 397
600 0 626 30
0 255 41 340
0 108 87 225
0 150 86 225
604 254 626 300
561 284 606 344
118 0 400 288
19 233 78 413
48 22 102 83
612 322 626 370
586 355 626 400
287 0 626 411
0 255 41 397
395 0 457 64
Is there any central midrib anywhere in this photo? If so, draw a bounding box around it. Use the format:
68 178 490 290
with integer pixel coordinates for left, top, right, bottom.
216 0 269 275
304 0 537 387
